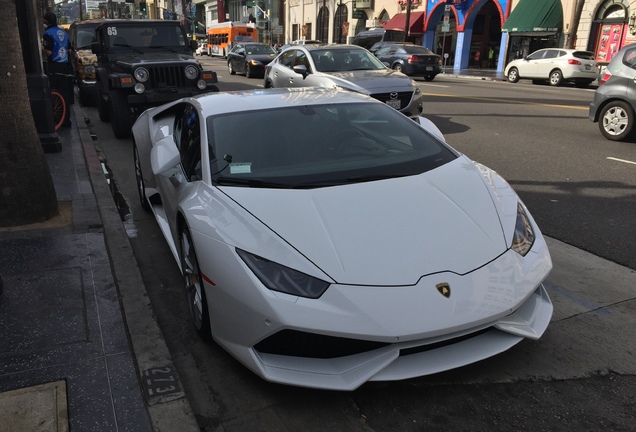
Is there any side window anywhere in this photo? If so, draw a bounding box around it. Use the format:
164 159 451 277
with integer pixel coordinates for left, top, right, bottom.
280 50 296 68
528 50 546 60
294 51 309 68
179 105 202 181
375 46 391 56
622 48 636 68
542 50 557 59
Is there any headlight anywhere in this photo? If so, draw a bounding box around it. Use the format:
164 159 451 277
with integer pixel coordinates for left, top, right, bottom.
236 249 330 299
134 67 149 82
511 202 535 256
185 65 199 79
84 65 96 75
249 60 262 66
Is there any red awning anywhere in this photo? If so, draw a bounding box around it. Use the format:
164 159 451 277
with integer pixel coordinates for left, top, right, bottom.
383 12 425 35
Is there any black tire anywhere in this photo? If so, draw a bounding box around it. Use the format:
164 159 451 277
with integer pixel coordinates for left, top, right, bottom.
598 101 634 141
109 91 133 139
96 83 110 122
424 75 435 82
228 61 235 75
264 80 273 88
133 142 150 212
179 226 211 339
245 63 252 79
394 64 404 73
549 69 563 86
507 67 520 83
78 88 94 106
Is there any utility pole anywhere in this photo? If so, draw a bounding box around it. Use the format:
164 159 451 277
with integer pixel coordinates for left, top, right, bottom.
404 0 411 42
566 0 585 49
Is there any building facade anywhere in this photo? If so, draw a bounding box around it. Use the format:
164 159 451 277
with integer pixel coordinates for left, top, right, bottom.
116 0 636 71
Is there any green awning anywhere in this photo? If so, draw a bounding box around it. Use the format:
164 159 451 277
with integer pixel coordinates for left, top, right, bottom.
502 0 563 33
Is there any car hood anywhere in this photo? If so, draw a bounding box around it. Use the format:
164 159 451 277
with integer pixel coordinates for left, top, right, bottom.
221 157 510 286
323 69 416 93
247 54 277 63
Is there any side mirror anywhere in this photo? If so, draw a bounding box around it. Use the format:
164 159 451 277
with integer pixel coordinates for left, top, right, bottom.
151 136 181 177
190 39 198 51
292 64 309 78
91 41 103 54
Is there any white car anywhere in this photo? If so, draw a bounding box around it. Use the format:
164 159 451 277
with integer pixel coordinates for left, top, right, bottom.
505 48 597 87
132 87 553 390
195 41 207 56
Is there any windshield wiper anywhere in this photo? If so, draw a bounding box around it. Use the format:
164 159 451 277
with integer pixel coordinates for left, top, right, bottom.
295 174 405 188
214 177 292 188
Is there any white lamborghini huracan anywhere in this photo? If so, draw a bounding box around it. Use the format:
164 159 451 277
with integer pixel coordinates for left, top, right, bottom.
132 87 553 390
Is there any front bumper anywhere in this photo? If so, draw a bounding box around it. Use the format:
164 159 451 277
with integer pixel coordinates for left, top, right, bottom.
127 86 216 106
202 236 552 390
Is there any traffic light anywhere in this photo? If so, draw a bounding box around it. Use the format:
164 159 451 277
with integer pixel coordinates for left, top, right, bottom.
140 1 147 13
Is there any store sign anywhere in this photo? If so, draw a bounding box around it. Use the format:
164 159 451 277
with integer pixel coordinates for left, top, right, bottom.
356 0 373 9
352 10 366 19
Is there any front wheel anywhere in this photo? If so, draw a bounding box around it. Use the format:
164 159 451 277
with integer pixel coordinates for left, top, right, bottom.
599 101 634 141
133 142 150 212
549 69 563 86
228 61 235 75
245 63 252 79
180 226 211 338
109 91 133 139
96 83 110 122
507 67 519 83
50 90 66 131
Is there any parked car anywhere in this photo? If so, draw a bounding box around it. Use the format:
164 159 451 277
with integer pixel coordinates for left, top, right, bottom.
91 19 218 138
132 86 553 390
504 48 597 87
195 40 207 56
374 43 442 81
227 42 277 78
589 43 636 141
350 28 406 50
69 19 104 105
263 44 424 118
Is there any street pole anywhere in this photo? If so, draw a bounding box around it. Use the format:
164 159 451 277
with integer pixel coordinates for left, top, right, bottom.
404 0 411 42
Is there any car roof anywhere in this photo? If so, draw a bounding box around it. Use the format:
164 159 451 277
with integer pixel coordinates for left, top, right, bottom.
299 44 369 51
193 88 376 117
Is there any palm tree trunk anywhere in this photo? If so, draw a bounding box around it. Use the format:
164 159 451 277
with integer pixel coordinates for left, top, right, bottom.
0 0 58 226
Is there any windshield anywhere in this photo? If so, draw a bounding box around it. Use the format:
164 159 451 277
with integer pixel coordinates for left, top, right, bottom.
246 44 277 55
310 48 386 72
104 24 188 50
207 102 456 189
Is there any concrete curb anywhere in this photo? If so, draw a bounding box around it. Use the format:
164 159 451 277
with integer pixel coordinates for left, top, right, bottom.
73 104 199 432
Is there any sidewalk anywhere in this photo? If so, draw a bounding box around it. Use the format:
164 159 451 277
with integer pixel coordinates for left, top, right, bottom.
0 104 199 431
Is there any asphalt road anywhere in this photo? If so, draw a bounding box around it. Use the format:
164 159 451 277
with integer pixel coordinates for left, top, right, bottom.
80 58 636 431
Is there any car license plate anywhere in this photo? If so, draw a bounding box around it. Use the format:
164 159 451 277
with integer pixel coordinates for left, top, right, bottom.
386 100 401 109
426 66 433 71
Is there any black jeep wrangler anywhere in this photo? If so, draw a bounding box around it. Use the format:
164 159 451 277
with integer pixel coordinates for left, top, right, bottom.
91 19 218 138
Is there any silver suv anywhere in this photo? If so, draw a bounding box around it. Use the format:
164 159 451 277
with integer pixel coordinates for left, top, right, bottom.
589 44 636 141
263 44 424 118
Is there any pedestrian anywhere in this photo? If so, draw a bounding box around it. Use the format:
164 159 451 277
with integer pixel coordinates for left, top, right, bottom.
488 46 494 68
42 11 73 127
474 50 480 68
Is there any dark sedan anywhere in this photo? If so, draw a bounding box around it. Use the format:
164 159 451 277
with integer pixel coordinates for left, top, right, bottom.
227 42 278 78
375 44 442 81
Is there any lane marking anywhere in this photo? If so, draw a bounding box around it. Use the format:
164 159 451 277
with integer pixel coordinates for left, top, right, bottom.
422 92 589 111
607 156 636 165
